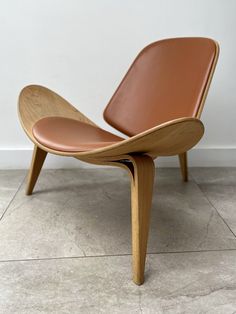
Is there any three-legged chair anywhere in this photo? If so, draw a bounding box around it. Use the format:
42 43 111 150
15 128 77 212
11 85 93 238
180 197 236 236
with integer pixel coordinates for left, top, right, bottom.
18 37 219 284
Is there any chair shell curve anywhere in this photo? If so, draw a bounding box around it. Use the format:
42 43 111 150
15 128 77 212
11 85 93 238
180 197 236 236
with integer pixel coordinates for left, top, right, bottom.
18 85 204 161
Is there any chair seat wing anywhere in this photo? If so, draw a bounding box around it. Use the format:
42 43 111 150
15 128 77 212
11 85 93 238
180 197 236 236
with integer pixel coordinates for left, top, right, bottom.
18 85 97 143
18 85 204 160
77 117 204 160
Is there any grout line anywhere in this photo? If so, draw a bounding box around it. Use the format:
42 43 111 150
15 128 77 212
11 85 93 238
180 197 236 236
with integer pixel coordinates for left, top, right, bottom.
0 248 236 264
190 172 236 239
0 173 27 221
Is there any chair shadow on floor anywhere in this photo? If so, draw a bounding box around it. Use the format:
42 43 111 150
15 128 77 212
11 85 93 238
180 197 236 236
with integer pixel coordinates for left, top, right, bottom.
25 169 227 258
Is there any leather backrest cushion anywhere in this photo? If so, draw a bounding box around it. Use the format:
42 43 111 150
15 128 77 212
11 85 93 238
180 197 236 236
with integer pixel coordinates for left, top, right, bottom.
103 38 217 136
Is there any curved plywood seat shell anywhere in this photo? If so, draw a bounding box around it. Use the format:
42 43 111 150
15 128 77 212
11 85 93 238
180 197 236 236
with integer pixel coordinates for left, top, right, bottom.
18 37 219 285
18 85 204 160
18 85 97 140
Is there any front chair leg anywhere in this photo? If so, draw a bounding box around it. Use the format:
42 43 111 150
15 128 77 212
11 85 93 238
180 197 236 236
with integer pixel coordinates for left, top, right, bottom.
26 144 47 195
178 151 188 182
122 155 155 285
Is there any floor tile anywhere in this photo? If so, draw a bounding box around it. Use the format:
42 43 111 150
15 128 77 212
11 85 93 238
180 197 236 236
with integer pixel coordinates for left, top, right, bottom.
150 169 236 252
0 169 235 260
0 170 26 218
190 167 236 185
191 168 236 235
0 251 236 313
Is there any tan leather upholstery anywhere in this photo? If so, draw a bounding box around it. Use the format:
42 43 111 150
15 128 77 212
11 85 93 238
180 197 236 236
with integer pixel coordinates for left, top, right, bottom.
33 117 123 152
104 37 217 136
32 37 217 152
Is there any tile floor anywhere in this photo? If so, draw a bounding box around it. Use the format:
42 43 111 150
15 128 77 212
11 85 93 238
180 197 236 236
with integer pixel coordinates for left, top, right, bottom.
0 167 236 313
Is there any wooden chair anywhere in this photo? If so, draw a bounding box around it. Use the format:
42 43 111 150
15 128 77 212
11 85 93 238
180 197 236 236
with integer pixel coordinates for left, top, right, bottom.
18 37 219 285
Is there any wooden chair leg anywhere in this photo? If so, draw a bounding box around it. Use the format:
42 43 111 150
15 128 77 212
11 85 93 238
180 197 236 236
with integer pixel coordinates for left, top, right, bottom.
178 152 188 182
26 145 47 195
123 155 155 285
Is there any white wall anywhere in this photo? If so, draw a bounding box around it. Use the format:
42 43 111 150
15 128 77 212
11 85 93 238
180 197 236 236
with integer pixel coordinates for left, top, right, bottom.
0 0 236 168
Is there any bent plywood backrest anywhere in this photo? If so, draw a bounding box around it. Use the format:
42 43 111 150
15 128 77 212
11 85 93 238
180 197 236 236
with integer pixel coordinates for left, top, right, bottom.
104 37 219 136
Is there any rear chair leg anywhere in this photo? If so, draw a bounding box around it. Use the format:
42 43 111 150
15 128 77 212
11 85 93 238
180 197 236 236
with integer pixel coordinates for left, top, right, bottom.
123 155 155 285
178 152 188 182
26 145 47 195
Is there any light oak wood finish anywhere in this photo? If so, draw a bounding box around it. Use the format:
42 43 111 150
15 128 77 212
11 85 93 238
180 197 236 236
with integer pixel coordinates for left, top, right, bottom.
26 145 47 195
73 154 155 285
18 85 96 147
18 39 219 285
127 155 155 285
178 152 188 182
196 41 220 119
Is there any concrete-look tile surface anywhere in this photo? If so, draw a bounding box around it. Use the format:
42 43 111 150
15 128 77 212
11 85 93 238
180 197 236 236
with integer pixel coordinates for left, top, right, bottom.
191 168 236 186
1 168 236 313
0 251 236 313
0 170 26 218
0 169 236 261
191 168 236 235
150 169 236 252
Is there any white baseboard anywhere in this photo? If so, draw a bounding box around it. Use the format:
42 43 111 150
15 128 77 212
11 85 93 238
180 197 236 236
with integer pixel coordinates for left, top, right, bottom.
0 147 236 169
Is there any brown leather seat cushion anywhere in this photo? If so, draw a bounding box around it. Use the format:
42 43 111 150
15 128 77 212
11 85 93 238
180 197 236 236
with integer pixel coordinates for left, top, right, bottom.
32 117 124 152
